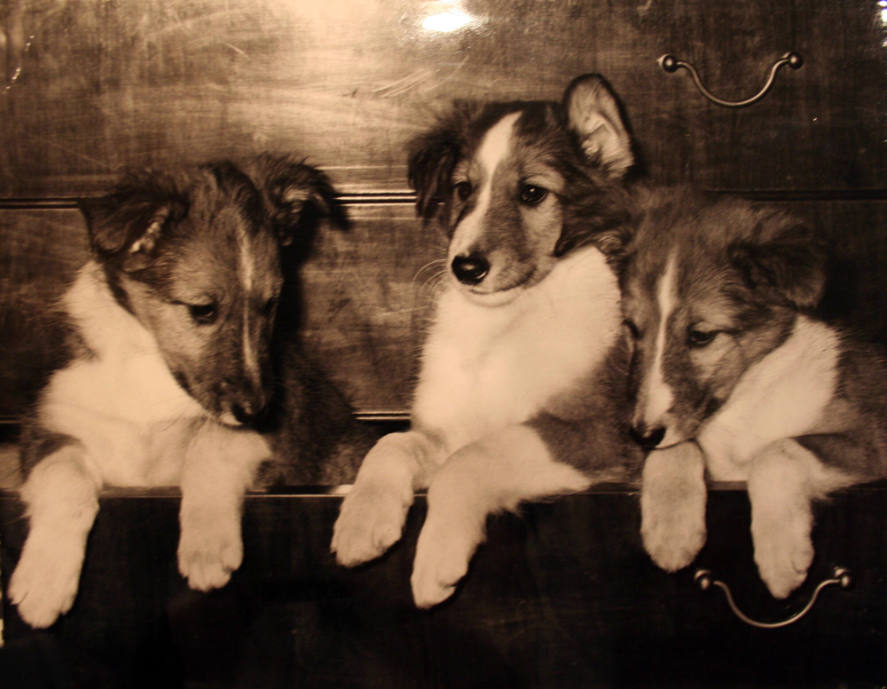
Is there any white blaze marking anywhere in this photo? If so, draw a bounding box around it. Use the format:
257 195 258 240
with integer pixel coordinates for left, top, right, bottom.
643 251 677 425
238 230 260 383
450 111 520 257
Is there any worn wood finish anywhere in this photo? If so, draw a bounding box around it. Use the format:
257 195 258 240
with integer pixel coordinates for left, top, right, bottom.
1 199 884 420
1 485 885 688
1 0 885 196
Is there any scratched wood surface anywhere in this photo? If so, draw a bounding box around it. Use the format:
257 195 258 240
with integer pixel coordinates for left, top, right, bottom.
1 0 885 196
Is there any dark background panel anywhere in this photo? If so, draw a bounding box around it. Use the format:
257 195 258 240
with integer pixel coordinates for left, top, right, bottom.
1 0 885 196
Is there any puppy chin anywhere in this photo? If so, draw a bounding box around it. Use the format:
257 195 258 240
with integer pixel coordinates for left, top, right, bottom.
462 285 523 307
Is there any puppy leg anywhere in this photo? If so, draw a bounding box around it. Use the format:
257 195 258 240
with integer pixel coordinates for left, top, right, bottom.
640 441 707 572
748 438 853 598
9 445 100 628
178 423 270 591
411 424 591 608
332 430 441 566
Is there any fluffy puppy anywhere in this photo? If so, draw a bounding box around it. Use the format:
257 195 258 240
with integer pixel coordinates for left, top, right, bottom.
332 75 643 608
620 188 887 597
9 155 372 628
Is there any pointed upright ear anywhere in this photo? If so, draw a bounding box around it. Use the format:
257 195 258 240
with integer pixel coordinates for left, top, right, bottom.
78 172 188 272
727 211 827 310
407 101 475 225
563 74 635 178
247 155 348 246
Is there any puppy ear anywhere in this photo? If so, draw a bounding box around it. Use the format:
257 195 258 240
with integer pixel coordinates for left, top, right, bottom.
78 172 188 272
407 101 474 225
248 155 348 245
728 211 827 310
563 74 634 178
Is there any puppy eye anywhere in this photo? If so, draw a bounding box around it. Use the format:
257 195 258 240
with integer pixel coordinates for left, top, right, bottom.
454 181 472 201
519 184 548 206
623 319 640 339
188 302 218 325
687 328 718 348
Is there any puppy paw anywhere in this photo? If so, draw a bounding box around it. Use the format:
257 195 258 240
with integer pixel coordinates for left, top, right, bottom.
753 509 814 599
410 515 480 609
640 444 708 572
331 485 409 567
178 507 243 591
8 529 86 628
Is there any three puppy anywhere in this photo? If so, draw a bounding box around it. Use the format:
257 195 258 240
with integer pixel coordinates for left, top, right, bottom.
12 80 884 625
10 155 373 628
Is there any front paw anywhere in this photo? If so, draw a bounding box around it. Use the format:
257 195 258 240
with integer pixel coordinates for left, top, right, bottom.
752 507 814 599
640 444 707 572
8 529 86 628
178 506 243 591
331 484 410 567
410 513 481 609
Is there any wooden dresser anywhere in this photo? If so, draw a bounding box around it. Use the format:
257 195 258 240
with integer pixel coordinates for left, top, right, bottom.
1 1 885 687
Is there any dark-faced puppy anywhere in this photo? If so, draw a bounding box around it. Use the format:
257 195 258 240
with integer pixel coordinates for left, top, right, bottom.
9 155 369 628
332 74 643 608
620 188 887 597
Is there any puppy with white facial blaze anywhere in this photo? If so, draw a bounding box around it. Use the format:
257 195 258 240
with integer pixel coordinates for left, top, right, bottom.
332 75 643 608
621 189 887 597
10 155 366 628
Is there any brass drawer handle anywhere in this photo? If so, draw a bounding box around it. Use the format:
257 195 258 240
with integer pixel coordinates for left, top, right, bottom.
658 52 803 108
694 566 852 629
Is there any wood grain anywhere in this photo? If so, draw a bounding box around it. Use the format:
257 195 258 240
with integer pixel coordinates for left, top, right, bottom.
1 0 884 196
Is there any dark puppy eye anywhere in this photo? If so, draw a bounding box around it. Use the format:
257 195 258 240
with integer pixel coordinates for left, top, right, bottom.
454 181 472 201
688 328 718 348
519 184 548 206
623 319 640 339
188 302 218 325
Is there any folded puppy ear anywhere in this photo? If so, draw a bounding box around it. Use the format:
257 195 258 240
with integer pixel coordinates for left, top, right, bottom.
248 155 348 245
728 211 827 310
78 172 188 272
407 101 475 225
563 74 635 179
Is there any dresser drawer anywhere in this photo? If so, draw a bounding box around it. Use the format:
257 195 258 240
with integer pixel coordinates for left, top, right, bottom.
1 0 884 196
1 485 885 688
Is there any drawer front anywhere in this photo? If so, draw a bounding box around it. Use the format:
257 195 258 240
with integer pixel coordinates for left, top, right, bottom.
1 0 884 197
2 487 885 688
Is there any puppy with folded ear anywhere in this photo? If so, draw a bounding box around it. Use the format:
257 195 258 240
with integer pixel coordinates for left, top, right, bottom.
9 154 370 629
620 188 887 598
332 74 643 608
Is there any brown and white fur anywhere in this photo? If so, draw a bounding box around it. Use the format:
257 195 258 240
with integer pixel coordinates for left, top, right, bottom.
620 189 887 598
331 75 643 608
9 155 369 628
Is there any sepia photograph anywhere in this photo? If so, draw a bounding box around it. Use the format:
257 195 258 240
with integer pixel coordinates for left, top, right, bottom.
0 1 885 686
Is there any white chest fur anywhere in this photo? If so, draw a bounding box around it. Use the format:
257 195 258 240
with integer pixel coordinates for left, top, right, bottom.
40 262 206 486
412 246 621 455
699 316 839 481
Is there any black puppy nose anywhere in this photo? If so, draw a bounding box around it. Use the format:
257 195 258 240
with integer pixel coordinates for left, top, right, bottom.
451 253 490 285
630 424 666 450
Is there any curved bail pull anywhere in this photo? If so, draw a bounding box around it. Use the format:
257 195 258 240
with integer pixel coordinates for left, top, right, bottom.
658 52 803 108
694 566 852 629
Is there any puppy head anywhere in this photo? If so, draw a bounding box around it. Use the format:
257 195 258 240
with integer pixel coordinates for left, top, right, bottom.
79 156 343 426
620 191 826 449
407 74 635 305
